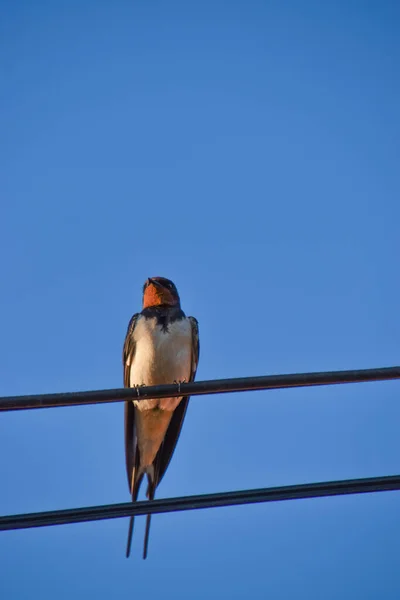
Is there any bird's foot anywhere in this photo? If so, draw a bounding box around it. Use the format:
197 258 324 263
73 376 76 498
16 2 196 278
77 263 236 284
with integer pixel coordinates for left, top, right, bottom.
133 383 146 398
173 379 187 394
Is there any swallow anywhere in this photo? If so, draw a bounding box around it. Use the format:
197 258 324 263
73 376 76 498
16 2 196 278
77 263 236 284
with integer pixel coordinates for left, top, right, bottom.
123 277 199 559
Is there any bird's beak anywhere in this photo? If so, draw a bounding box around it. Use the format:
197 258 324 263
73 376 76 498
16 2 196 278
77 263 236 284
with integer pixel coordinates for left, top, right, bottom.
147 278 162 288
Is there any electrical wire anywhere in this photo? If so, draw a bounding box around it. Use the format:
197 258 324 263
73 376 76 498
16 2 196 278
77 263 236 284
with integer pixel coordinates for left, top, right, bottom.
1 474 399 531
0 365 399 411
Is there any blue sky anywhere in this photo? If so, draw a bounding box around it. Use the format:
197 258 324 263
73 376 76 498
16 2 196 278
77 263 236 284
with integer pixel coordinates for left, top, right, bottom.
1 1 399 597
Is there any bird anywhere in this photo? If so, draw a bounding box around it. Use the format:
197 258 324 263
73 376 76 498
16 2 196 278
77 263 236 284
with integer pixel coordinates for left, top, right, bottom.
122 276 200 559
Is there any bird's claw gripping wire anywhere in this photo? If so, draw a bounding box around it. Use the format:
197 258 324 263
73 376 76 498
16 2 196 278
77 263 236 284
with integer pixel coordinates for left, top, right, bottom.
173 379 187 394
134 383 146 398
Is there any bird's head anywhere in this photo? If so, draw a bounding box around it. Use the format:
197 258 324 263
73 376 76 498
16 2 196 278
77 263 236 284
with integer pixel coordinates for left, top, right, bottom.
142 277 181 309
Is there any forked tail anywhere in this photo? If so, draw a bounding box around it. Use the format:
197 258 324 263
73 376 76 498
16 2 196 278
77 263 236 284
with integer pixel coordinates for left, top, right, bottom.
125 473 143 558
142 475 156 559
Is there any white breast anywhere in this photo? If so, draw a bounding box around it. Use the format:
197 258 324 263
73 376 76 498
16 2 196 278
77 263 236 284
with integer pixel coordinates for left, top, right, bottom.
128 316 193 410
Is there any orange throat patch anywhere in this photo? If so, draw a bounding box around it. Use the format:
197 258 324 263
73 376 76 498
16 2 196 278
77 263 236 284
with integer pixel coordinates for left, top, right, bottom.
142 284 176 309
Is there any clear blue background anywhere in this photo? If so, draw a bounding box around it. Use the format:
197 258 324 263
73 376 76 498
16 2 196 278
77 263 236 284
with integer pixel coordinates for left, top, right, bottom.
1 1 399 598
